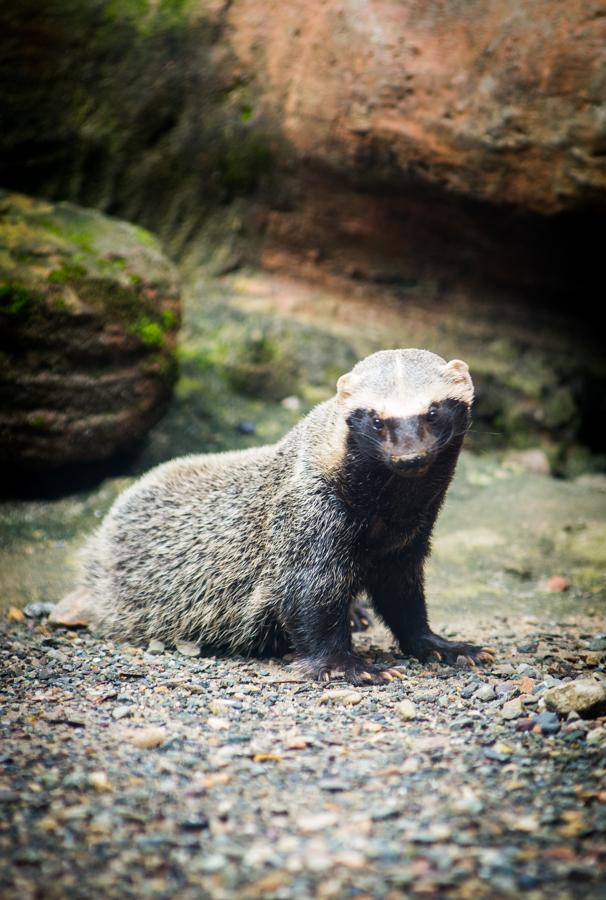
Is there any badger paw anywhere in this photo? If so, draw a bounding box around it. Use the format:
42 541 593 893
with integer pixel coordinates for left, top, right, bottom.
402 632 495 667
349 601 372 632
298 652 405 685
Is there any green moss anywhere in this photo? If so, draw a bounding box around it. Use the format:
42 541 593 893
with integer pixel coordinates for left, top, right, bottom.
161 308 178 330
105 0 192 32
37 218 62 236
74 278 156 325
152 350 178 380
30 414 48 429
131 317 165 347
132 226 159 248
0 282 33 315
98 254 127 272
128 272 143 285
64 230 93 253
48 262 87 283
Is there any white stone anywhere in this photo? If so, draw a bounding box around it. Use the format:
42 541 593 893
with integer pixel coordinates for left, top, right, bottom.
395 699 417 721
543 678 606 717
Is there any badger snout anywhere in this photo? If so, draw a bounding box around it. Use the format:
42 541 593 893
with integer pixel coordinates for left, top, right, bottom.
389 449 436 476
385 417 437 476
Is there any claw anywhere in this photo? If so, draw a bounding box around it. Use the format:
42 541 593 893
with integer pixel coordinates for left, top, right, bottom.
388 668 406 680
478 650 495 663
467 656 477 667
380 671 394 682
322 671 331 682
359 671 374 683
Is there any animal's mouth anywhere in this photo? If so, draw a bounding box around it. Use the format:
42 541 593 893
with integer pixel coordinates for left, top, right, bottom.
389 450 436 477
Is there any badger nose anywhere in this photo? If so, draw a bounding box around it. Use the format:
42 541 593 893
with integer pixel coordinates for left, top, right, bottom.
390 453 427 470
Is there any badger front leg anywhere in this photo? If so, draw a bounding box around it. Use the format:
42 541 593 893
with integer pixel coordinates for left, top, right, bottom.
366 545 495 666
286 604 404 684
283 593 375 683
275 502 401 684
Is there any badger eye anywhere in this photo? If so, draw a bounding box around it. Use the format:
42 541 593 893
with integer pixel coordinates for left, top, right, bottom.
372 416 384 431
427 405 439 422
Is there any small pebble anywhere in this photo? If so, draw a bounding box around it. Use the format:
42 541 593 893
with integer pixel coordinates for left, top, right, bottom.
23 602 56 619
319 689 362 707
125 727 168 748
495 681 517 697
235 420 256 435
395 699 417 721
534 711 561 735
516 663 538 677
474 684 495 702
587 637 606 652
281 396 301 411
545 575 571 593
88 771 112 791
501 698 525 720
586 726 606 746
197 853 228 873
175 641 199 658
515 718 536 732
299 812 338 832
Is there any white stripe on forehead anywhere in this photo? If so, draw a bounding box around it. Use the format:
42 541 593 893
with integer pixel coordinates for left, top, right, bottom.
343 349 474 415
346 382 469 418
394 351 405 394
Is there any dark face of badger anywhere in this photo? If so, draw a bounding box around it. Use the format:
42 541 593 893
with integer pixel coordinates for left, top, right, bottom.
337 349 474 478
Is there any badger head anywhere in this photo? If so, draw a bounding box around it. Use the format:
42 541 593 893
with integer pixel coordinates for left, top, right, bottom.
336 349 474 477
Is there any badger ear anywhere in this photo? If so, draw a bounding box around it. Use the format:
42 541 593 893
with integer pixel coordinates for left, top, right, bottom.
337 372 353 400
443 358 474 401
444 359 469 383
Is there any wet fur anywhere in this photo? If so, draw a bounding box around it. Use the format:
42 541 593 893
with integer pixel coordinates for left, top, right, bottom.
81 349 483 678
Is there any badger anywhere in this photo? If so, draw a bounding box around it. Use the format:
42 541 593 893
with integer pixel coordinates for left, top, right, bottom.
78 348 492 682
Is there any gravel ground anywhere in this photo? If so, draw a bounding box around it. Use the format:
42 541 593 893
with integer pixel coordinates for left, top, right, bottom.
2 612 605 899
1 270 605 898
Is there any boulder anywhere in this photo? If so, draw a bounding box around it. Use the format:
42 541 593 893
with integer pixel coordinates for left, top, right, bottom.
228 0 606 213
0 192 180 470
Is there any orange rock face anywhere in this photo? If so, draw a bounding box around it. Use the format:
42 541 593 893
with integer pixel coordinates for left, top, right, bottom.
227 0 606 213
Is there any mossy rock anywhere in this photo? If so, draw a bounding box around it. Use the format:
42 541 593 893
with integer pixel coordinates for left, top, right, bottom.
0 191 181 469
